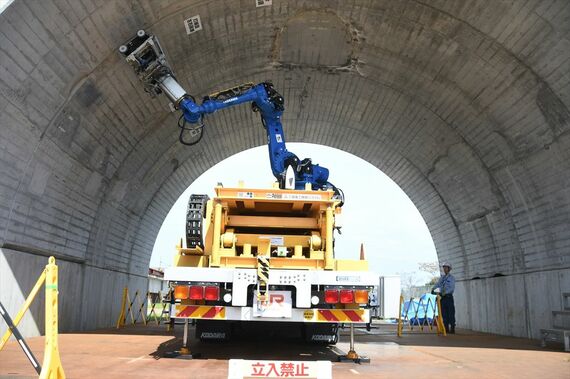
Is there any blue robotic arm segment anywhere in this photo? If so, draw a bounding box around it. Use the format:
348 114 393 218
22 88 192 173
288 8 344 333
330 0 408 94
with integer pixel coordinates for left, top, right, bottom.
178 83 330 190
118 31 334 193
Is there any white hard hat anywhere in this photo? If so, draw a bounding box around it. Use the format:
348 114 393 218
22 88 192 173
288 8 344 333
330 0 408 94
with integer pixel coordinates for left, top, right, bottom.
441 262 452 269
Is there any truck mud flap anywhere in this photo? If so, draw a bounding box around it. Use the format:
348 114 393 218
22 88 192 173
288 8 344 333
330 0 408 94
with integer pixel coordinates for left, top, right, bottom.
196 320 231 342
303 322 339 345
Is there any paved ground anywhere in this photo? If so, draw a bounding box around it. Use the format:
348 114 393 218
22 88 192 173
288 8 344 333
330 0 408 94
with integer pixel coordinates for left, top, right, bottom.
1 322 568 378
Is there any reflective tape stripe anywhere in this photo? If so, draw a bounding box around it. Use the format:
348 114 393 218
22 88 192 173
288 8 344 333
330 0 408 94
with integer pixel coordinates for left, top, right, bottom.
317 309 365 322
343 310 363 322
175 305 226 319
177 305 199 317
318 310 339 322
202 306 224 319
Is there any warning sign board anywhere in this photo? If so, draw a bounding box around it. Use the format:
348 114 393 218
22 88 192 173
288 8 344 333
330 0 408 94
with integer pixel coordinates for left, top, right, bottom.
228 359 332 379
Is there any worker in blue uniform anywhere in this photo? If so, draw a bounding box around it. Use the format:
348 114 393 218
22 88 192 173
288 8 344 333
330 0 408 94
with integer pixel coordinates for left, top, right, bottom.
432 262 455 334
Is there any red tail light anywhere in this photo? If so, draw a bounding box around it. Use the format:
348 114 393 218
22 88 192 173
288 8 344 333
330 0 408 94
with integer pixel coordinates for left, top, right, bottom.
204 286 220 301
189 285 204 300
324 289 339 304
340 289 354 304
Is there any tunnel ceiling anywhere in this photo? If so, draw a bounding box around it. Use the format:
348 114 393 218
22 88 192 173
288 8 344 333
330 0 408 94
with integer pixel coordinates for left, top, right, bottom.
0 0 569 281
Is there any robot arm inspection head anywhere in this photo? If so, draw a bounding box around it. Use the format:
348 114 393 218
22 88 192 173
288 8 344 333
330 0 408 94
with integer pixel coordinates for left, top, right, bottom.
118 30 187 105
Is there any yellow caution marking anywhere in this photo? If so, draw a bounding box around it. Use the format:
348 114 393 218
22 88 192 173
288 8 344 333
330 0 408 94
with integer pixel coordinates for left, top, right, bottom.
316 309 365 323
175 305 226 319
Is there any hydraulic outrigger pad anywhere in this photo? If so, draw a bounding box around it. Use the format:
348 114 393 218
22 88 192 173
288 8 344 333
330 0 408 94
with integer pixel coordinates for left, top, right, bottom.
337 323 370 364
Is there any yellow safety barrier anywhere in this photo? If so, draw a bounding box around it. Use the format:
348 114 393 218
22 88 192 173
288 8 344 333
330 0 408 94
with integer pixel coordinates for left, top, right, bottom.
147 290 163 326
0 256 66 378
116 288 164 328
397 294 446 337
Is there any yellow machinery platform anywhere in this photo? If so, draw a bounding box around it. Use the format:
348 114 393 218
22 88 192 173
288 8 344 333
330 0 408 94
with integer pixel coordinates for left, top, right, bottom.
174 184 367 272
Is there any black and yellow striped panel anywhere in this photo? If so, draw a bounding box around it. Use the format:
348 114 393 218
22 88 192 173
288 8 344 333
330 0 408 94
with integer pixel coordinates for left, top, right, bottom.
257 255 270 283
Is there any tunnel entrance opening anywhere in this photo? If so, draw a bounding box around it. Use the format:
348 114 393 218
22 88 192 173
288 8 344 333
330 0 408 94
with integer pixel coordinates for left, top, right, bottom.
150 143 438 285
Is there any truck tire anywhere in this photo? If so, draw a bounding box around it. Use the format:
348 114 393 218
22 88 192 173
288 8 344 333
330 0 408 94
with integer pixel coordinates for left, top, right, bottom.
186 194 209 249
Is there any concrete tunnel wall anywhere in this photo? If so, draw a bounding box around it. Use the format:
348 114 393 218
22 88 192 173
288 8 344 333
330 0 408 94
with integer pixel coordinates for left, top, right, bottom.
0 0 569 339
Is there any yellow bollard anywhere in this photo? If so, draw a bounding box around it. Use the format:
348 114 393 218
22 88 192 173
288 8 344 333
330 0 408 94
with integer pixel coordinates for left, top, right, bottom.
397 295 403 337
436 295 447 336
39 256 65 379
116 287 128 329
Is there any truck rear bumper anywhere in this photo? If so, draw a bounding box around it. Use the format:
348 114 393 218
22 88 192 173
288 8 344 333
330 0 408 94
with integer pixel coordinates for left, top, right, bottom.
165 267 378 308
171 304 369 323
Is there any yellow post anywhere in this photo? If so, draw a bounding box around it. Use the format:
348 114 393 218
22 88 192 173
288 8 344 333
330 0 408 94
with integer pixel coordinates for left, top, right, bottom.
39 256 65 379
397 295 403 337
116 287 128 329
0 269 46 351
436 295 447 336
324 206 334 270
211 202 223 266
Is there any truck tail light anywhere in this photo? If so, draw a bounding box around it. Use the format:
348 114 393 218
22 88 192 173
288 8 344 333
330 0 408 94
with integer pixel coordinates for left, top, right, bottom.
324 289 339 304
174 285 189 300
340 289 354 304
189 285 204 300
355 290 369 304
204 286 220 301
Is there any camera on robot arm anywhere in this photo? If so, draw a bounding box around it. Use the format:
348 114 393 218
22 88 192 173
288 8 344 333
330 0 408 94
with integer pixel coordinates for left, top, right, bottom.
119 30 204 145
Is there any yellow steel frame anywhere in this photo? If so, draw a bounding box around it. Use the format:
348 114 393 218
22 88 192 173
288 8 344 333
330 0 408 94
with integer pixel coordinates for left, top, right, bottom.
173 185 369 272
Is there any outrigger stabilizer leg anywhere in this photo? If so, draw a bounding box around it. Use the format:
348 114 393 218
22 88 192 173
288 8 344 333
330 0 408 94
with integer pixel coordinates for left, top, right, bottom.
337 323 370 364
163 319 201 359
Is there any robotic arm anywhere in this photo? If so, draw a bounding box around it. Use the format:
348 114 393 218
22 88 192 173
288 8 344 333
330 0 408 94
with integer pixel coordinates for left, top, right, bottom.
119 31 341 197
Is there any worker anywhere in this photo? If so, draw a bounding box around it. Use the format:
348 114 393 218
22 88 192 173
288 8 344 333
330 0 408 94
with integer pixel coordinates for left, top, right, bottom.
432 262 455 334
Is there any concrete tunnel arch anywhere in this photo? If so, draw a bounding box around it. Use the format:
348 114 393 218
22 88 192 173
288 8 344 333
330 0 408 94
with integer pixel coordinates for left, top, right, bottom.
0 0 568 340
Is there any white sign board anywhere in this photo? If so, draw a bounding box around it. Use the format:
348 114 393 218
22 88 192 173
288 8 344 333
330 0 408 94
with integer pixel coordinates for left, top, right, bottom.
252 290 292 318
228 359 332 379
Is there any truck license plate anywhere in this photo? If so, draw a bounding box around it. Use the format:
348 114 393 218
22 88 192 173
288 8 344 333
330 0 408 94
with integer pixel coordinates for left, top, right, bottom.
253 290 292 318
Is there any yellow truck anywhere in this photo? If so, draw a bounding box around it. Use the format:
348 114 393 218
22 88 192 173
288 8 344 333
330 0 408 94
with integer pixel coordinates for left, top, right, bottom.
118 31 376 344
164 184 376 343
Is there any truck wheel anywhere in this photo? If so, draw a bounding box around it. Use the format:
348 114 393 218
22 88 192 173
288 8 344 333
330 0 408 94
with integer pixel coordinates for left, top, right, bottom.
186 194 209 249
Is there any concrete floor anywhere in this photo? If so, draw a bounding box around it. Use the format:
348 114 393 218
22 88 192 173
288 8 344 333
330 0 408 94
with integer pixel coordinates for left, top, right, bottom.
0 323 568 378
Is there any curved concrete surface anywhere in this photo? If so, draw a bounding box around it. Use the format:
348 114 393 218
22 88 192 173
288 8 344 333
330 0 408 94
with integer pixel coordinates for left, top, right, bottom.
0 1 568 338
